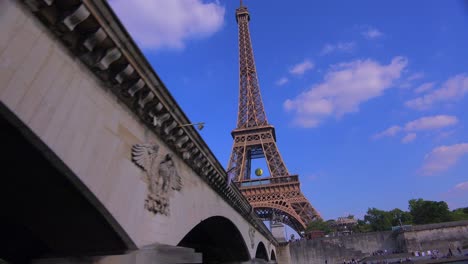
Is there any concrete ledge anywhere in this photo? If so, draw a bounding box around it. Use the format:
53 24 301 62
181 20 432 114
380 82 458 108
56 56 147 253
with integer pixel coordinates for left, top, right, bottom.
405 220 468 232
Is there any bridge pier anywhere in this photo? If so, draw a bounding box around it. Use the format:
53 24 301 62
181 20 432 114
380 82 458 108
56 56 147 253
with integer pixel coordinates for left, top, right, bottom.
270 223 291 264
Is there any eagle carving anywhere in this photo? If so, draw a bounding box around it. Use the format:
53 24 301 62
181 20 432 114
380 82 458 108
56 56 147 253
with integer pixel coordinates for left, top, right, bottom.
131 144 182 215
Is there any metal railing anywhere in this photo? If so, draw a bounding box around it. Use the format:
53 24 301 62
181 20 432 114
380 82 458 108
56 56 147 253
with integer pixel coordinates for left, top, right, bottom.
238 175 299 187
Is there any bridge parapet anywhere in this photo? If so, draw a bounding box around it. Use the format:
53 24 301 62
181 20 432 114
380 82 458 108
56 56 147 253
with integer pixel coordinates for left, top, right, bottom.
12 0 276 247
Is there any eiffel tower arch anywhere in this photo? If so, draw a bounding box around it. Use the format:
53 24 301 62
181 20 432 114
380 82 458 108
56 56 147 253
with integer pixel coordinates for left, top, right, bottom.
227 3 321 234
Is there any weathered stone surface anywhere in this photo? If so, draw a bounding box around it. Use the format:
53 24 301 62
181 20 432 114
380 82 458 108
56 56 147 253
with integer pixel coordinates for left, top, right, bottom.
289 221 468 264
396 220 468 253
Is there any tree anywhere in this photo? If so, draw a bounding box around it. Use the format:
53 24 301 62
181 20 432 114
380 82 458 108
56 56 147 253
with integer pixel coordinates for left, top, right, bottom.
364 208 393 231
306 219 332 234
451 207 468 221
409 198 451 224
389 208 413 226
355 219 372 233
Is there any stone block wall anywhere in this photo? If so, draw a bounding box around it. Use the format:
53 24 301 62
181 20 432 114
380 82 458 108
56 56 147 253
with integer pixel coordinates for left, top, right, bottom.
289 231 395 264
289 221 468 264
396 220 468 253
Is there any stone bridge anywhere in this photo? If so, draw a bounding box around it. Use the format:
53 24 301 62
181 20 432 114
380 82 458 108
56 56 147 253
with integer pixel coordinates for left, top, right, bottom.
0 1 285 263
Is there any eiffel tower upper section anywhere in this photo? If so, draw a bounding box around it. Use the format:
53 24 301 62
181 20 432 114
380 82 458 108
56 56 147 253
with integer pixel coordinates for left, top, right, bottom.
227 2 321 233
235 4 268 130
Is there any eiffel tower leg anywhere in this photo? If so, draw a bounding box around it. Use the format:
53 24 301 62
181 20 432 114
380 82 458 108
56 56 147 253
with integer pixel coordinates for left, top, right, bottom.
261 140 289 177
228 142 248 182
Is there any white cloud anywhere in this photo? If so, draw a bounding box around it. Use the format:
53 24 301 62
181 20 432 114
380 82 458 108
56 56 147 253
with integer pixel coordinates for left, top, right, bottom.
284 57 407 128
401 133 417 144
373 115 458 141
442 181 468 209
404 115 458 131
109 0 225 50
289 60 314 76
398 72 425 89
398 82 412 89
373 126 402 139
406 74 468 110
421 143 468 176
362 27 383 39
414 82 435 94
407 72 425 81
320 42 356 55
276 77 289 86
455 182 468 191
320 44 335 55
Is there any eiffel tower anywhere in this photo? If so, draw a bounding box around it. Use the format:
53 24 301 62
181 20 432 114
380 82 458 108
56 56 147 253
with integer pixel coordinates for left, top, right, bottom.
227 2 321 233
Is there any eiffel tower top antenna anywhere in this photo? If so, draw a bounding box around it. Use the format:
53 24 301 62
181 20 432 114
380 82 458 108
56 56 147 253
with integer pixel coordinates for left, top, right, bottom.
240 0 243 7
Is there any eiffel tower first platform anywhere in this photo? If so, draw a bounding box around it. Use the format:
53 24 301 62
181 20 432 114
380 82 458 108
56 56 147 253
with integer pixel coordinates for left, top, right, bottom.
227 2 321 234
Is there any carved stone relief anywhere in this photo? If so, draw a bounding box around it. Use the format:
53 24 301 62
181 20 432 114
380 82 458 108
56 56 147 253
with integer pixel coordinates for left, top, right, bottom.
131 144 182 215
248 226 256 249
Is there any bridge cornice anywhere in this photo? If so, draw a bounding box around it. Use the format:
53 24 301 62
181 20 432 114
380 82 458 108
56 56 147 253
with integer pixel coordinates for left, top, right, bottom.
21 0 277 246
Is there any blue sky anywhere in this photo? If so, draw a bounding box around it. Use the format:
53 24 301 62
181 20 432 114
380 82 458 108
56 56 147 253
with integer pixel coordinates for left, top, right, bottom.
109 0 468 220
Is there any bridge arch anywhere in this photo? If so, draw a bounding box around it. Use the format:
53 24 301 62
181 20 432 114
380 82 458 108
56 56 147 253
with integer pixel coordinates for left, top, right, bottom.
178 216 250 263
0 106 133 264
255 241 269 261
270 249 277 261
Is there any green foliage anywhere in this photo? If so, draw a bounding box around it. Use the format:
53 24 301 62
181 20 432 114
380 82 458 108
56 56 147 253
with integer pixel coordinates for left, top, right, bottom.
306 219 332 234
409 198 452 224
345 199 467 234
364 208 393 231
389 208 413 226
451 207 468 221
355 219 372 233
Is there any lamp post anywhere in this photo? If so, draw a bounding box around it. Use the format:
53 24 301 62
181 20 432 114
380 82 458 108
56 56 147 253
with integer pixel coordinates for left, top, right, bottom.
178 122 205 131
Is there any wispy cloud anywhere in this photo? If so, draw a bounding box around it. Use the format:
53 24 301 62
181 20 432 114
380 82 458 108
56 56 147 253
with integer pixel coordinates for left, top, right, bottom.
455 182 468 191
375 126 402 138
276 77 289 86
289 60 314 76
442 181 468 209
398 72 425 89
109 0 225 50
407 72 425 81
405 115 458 131
414 82 435 94
373 115 458 141
362 26 384 39
320 42 356 55
420 143 468 176
406 74 468 110
284 57 407 128
401 133 417 144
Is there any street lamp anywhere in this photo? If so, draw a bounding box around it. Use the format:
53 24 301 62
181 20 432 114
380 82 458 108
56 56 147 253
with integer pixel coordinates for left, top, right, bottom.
178 122 205 131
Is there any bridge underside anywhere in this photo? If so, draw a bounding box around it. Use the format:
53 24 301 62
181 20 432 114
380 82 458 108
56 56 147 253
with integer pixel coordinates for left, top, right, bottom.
178 216 251 263
0 105 131 264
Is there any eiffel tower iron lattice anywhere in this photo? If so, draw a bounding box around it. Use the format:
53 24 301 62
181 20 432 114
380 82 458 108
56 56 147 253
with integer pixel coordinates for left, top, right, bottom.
227 2 321 233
